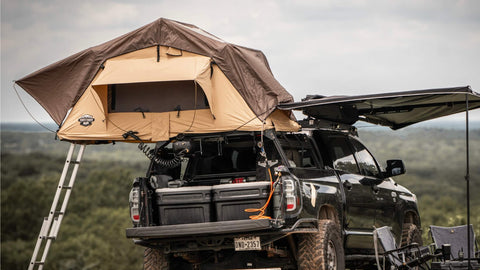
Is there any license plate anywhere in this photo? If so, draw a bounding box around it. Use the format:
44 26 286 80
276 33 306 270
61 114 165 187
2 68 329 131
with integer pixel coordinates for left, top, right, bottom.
234 236 261 251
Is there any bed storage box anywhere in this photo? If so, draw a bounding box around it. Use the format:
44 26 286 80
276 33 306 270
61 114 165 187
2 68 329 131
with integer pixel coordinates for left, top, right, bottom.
155 186 212 225
212 182 271 221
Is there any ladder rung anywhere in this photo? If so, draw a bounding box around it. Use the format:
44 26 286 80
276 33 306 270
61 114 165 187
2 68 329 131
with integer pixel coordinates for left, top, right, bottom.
29 143 86 270
49 218 60 239
39 218 50 239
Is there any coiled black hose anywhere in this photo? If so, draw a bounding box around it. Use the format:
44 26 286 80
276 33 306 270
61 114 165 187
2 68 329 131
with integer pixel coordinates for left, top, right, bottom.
123 131 187 168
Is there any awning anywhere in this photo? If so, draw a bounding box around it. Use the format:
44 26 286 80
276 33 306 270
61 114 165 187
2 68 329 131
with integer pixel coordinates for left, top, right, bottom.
277 86 480 129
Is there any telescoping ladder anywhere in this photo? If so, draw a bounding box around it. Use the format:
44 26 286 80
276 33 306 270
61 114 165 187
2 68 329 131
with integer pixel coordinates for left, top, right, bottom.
28 143 86 270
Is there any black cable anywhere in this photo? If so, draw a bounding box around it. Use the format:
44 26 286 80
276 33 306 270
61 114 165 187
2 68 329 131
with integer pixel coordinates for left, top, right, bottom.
12 82 57 133
123 131 187 168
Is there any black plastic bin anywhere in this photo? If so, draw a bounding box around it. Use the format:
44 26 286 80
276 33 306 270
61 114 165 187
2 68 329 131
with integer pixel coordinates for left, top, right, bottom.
213 182 271 221
155 186 212 225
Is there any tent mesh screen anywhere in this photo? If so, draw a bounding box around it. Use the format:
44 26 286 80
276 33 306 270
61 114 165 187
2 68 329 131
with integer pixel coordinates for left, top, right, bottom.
108 81 208 113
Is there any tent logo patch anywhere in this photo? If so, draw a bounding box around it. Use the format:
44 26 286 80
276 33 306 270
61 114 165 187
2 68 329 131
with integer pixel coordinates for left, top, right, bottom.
78 114 95 126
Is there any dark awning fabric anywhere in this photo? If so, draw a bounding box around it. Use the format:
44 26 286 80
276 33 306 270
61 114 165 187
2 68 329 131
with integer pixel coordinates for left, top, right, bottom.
15 18 293 125
278 86 480 129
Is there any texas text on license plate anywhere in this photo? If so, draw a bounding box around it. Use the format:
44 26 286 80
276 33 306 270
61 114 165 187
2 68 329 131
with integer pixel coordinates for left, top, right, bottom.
234 236 261 251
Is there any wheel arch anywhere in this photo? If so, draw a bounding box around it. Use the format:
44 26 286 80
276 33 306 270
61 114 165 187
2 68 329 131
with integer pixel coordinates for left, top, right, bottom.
318 204 340 225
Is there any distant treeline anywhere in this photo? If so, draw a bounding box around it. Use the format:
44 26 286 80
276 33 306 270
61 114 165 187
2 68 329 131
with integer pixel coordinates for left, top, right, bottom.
1 127 479 269
358 127 480 239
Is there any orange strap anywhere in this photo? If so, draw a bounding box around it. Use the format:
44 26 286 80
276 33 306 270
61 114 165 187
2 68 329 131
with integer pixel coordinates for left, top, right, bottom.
244 169 281 220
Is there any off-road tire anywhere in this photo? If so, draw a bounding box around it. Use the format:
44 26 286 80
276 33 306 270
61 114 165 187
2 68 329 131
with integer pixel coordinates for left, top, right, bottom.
144 248 169 270
297 219 345 270
401 223 422 247
400 223 423 270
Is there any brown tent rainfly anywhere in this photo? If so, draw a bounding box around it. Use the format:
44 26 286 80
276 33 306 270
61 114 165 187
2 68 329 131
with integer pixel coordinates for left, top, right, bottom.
16 18 299 143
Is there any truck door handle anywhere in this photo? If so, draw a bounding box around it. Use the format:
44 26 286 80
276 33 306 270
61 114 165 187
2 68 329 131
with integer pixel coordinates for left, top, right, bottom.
343 180 352 191
372 185 379 194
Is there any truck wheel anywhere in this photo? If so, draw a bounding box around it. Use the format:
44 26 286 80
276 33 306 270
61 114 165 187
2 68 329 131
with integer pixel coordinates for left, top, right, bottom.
401 223 422 247
400 223 423 270
144 248 169 270
297 219 345 270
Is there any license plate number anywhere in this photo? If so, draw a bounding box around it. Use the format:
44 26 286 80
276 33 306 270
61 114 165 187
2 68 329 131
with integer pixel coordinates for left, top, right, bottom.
234 236 261 251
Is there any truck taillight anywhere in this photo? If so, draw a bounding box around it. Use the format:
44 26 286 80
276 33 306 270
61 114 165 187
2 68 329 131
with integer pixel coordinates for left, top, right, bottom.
129 187 140 225
284 179 296 211
233 177 245 183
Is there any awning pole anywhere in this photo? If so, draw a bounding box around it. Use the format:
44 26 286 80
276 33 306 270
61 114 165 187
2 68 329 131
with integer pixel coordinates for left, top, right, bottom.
465 93 471 270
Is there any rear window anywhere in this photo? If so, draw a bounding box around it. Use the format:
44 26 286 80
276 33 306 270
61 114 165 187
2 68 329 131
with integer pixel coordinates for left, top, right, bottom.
185 136 257 177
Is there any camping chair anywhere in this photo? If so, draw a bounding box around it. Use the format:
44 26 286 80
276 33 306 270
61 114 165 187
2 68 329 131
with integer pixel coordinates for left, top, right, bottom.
430 225 479 261
374 226 432 270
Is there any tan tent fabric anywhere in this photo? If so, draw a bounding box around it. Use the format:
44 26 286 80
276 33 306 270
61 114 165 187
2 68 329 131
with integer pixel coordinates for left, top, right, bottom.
92 53 211 85
16 18 293 126
56 46 299 142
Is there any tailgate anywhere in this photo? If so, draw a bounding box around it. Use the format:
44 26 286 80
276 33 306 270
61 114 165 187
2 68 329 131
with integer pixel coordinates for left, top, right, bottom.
126 219 274 239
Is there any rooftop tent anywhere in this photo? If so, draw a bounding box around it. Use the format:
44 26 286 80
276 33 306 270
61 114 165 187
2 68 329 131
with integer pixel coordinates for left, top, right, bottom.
15 18 299 142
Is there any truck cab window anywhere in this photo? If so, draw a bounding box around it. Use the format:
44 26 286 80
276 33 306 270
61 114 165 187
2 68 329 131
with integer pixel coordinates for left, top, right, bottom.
325 136 360 174
350 139 381 178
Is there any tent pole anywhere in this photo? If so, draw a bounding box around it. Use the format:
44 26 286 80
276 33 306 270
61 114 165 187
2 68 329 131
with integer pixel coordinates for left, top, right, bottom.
465 93 471 270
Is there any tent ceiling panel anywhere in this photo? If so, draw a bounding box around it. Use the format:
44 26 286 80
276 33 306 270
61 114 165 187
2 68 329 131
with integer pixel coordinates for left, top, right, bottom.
92 56 211 86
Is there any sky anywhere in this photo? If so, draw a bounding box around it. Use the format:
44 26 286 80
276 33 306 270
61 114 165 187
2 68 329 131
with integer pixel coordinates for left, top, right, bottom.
1 0 480 125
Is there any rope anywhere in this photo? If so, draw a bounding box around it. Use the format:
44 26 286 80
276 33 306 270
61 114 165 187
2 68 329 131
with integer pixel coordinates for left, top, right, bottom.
12 82 57 133
230 106 273 133
244 169 280 220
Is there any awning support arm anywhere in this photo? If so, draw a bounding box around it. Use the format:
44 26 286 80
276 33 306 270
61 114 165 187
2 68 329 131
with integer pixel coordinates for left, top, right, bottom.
465 93 472 269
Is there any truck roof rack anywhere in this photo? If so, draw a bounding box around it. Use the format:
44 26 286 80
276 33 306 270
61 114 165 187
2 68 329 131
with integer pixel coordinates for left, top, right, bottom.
298 118 358 136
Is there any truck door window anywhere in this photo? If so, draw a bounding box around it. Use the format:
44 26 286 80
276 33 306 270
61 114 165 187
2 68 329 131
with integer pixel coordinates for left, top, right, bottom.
350 139 381 178
327 136 360 174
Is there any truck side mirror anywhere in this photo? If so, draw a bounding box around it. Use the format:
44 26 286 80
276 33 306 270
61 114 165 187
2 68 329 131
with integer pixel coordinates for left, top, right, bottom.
385 159 406 177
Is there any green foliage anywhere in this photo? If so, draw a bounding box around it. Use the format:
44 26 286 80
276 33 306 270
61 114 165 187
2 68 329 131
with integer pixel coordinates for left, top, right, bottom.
46 208 143 270
1 141 147 269
359 127 480 242
1 127 479 268
1 131 154 163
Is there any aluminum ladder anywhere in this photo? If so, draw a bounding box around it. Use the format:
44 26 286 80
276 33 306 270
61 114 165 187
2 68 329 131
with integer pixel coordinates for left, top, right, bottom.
28 143 86 270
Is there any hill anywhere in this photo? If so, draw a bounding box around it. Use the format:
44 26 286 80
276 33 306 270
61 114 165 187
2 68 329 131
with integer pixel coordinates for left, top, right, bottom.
1 125 479 269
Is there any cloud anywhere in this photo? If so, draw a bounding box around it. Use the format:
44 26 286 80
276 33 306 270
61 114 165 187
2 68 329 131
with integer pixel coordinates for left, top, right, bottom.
2 0 480 122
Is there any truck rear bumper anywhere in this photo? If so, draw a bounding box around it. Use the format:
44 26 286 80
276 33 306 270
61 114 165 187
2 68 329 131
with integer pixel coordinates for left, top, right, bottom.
126 219 274 239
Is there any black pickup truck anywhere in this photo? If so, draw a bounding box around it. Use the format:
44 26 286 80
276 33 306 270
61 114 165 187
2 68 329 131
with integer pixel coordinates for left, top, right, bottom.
125 119 421 270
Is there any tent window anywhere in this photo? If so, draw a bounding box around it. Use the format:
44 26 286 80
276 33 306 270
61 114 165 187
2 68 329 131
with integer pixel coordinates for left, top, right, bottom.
108 81 209 113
